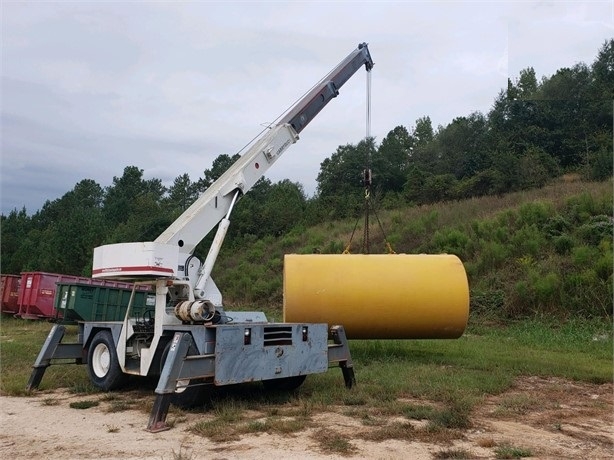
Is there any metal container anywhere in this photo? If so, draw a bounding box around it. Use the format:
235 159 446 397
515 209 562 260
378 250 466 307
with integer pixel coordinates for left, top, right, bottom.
56 282 155 323
1 274 21 315
283 254 469 340
17 272 95 319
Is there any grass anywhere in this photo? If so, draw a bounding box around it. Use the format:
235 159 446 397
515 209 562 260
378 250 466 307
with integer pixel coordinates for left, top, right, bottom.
69 400 99 409
2 316 611 401
0 314 611 454
0 318 89 395
433 448 475 459
311 428 357 455
494 444 533 459
493 393 540 416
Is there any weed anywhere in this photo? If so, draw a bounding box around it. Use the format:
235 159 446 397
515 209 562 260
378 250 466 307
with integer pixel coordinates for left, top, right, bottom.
258 417 308 434
311 428 357 455
476 437 496 448
429 404 471 430
552 422 563 431
69 382 98 395
105 424 119 433
190 419 231 442
170 443 194 460
494 444 533 459
244 420 267 433
359 413 385 426
211 400 246 423
69 400 99 409
363 421 414 442
402 404 436 420
105 400 133 413
433 448 474 459
494 394 539 416
342 393 367 406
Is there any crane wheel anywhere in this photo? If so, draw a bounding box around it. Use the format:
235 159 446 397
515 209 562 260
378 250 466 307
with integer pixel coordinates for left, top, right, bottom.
87 330 128 391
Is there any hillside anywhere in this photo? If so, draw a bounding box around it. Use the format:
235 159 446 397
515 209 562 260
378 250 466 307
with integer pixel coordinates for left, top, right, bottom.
214 177 613 319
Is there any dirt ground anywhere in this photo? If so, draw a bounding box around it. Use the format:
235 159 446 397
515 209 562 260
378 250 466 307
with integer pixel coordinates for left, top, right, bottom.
0 376 612 459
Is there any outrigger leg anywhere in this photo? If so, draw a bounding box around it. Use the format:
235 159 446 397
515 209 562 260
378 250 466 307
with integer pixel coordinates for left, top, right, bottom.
26 324 83 391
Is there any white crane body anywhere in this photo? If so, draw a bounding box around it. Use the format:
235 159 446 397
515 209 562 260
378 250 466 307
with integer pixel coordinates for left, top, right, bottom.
27 43 374 432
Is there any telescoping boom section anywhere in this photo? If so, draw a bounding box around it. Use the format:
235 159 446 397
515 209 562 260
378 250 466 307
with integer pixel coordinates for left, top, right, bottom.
27 43 374 432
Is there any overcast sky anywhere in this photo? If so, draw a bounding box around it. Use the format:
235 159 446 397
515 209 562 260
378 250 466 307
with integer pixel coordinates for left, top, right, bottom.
1 1 613 215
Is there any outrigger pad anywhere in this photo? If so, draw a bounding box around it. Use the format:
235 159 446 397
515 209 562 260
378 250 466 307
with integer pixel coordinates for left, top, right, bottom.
146 394 172 433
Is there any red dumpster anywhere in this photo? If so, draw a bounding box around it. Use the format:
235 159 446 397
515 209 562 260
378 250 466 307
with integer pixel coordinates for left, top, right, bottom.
1 274 21 315
17 272 94 319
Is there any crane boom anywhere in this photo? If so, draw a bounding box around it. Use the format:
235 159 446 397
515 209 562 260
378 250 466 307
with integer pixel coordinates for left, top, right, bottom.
156 43 373 253
92 43 373 290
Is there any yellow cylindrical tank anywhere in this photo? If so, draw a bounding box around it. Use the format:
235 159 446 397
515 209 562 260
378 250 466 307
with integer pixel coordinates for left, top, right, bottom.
283 254 469 340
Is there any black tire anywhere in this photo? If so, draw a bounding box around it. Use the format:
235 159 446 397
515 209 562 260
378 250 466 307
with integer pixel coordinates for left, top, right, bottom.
160 340 205 409
87 330 128 391
262 375 306 391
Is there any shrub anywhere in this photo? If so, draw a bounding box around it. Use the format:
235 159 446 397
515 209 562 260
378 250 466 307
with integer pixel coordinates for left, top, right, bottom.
533 272 560 308
470 289 506 315
577 215 613 246
543 214 571 238
517 201 553 227
509 225 546 258
553 235 574 255
564 192 606 223
431 228 470 258
477 241 509 273
572 246 599 267
595 254 613 281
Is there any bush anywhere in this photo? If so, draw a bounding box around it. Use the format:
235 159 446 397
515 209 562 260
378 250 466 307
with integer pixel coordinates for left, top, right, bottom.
577 215 613 245
431 228 470 258
533 272 560 308
470 289 505 315
509 225 546 258
544 214 571 238
587 147 613 181
553 235 574 255
572 246 599 267
595 253 613 282
564 192 610 223
476 241 509 273
517 201 554 227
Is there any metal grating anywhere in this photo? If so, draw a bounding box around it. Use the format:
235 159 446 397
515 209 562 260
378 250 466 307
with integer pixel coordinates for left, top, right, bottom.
263 326 293 346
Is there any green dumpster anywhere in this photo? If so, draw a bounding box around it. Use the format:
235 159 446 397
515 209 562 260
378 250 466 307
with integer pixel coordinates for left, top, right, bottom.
55 282 155 323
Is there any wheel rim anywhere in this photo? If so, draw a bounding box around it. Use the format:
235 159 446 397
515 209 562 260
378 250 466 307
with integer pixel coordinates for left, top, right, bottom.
175 379 191 393
92 342 110 378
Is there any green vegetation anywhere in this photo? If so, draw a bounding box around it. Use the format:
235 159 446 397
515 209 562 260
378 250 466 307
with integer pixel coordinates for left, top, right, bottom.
0 315 610 455
0 319 88 395
2 315 610 400
1 40 612 290
433 448 474 459
215 179 613 318
311 428 358 455
494 444 533 459
69 400 99 409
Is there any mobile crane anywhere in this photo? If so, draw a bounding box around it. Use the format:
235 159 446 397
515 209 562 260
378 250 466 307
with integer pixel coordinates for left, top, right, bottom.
27 43 374 432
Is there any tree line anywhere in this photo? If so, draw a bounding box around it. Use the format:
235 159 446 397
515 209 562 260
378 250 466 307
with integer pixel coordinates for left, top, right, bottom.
1 40 612 277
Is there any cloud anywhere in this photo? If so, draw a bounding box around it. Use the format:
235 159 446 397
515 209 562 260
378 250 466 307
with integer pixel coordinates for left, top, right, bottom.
1 1 612 214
